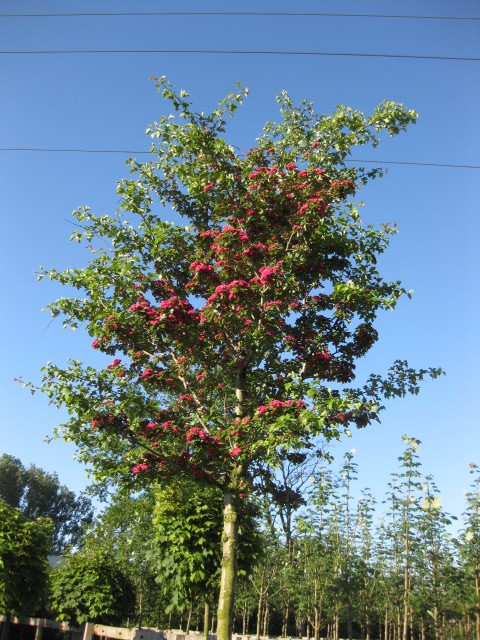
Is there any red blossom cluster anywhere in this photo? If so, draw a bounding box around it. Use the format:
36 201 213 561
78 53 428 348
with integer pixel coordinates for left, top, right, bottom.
86 158 379 479
255 399 306 417
129 295 198 328
132 462 149 474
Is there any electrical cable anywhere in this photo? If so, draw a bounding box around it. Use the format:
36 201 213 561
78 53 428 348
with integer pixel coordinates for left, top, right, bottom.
0 11 478 22
0 147 478 169
0 49 478 62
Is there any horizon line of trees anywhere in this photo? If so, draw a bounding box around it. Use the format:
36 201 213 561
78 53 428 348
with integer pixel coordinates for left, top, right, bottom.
1 437 478 640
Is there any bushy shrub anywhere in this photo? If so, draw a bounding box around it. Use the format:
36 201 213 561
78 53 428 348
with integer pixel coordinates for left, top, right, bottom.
49 548 134 625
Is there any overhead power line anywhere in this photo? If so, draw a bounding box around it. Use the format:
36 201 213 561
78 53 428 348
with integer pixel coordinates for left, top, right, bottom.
350 159 480 169
0 49 478 62
0 147 478 169
0 11 478 21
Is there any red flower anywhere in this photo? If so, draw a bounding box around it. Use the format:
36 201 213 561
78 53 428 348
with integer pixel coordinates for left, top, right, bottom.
132 462 149 474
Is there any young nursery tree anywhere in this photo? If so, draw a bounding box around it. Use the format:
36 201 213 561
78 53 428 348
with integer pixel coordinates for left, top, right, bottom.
0 500 52 617
459 464 480 640
50 546 135 625
35 79 441 640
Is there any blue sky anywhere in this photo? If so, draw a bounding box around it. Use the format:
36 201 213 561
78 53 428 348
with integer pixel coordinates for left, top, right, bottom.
0 0 478 524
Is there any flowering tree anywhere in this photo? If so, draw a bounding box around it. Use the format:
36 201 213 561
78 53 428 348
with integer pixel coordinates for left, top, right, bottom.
36 79 441 640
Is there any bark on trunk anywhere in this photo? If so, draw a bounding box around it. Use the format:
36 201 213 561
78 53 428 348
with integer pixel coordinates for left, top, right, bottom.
433 606 440 640
347 602 353 640
204 600 210 640
314 605 320 640
137 586 144 629
475 571 480 640
256 571 265 640
216 487 240 640
212 612 217 635
242 601 248 636
294 612 302 638
262 606 269 637
186 603 193 634
313 576 319 640
282 604 289 638
466 614 471 640
403 565 409 640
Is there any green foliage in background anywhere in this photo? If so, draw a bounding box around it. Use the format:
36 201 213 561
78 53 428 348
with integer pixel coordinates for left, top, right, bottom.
0 500 52 616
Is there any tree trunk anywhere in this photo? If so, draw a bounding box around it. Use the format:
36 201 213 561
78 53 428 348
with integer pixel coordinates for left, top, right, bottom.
314 605 320 640
256 593 263 640
433 606 440 640
137 580 144 629
313 576 319 640
403 564 409 640
294 611 302 638
217 487 240 640
347 601 353 640
466 614 471 640
212 611 217 636
282 604 289 638
476 571 480 640
186 603 193 634
262 606 269 637
256 572 265 640
204 600 210 640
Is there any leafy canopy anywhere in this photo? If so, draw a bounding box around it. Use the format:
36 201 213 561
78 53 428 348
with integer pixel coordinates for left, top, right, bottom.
151 477 259 609
0 500 52 616
0 453 93 553
36 79 441 493
49 546 135 625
